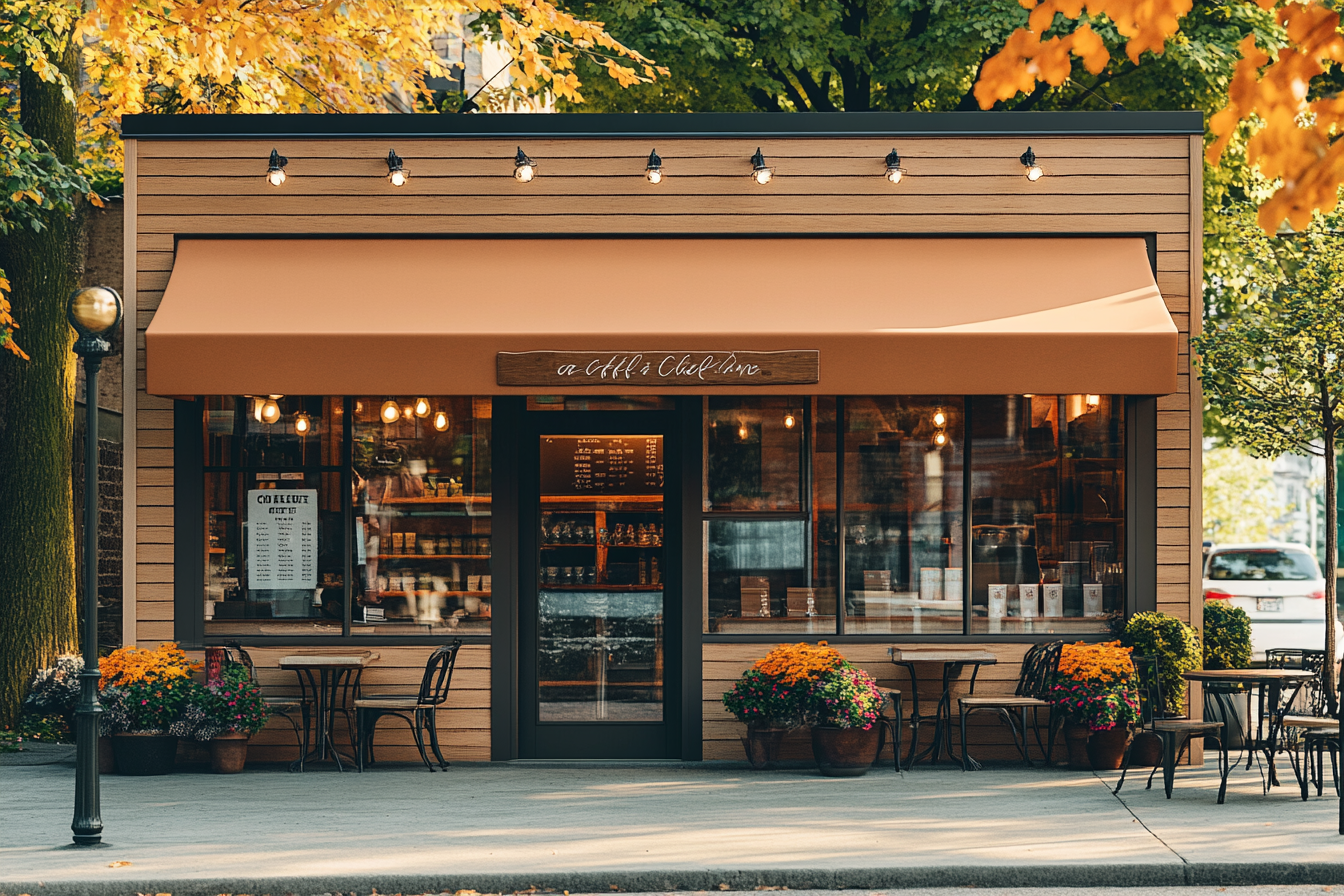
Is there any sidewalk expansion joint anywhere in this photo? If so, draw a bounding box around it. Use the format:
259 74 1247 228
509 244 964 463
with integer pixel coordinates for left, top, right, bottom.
1097 768 1191 874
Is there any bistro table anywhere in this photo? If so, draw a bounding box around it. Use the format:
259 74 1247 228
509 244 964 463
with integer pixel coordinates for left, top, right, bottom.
279 652 379 772
889 647 997 768
1182 668 1316 790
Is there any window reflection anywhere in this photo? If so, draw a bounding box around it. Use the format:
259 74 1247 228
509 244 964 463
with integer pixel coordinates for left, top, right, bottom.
969 395 1124 634
706 397 804 512
843 397 964 634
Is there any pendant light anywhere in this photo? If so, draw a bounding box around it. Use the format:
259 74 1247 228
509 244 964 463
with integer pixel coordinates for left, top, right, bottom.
380 399 401 424
932 406 947 428
783 411 797 430
413 397 431 418
433 410 451 432
293 412 312 435
260 397 282 425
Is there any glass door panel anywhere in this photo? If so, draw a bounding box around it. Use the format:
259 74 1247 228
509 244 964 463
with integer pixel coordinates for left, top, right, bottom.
537 436 664 723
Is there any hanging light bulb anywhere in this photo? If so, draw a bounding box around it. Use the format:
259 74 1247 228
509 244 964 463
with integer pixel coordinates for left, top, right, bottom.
514 146 536 183
884 148 905 185
933 430 948 448
401 404 414 420
738 423 750 441
386 149 408 186
293 412 312 435
783 411 797 430
413 397 431 418
1020 147 1044 182
932 407 947 428
266 148 288 186
750 147 773 185
260 398 282 425
645 149 663 185
252 396 265 423
380 399 401 424
433 410 450 432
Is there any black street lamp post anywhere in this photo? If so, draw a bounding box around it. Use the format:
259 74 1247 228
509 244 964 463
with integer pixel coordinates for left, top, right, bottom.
67 285 123 847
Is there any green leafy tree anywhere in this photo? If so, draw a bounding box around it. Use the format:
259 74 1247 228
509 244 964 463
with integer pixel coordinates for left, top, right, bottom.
1191 209 1344 712
1202 445 1292 544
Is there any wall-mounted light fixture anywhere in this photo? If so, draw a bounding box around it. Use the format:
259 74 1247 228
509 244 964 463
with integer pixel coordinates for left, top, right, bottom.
386 150 408 187
750 148 773 185
1020 147 1044 182
433 410 451 432
783 411 797 430
380 399 401 424
293 412 312 435
266 149 288 187
645 149 664 185
514 147 536 183
413 397 431 418
884 148 905 185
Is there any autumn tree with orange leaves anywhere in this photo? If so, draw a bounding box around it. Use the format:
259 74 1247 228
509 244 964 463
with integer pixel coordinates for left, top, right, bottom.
0 0 662 728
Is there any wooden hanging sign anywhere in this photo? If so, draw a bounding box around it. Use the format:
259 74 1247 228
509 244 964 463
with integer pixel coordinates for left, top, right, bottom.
497 350 819 387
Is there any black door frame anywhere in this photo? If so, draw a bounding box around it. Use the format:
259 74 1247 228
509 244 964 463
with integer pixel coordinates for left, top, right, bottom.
491 399 703 759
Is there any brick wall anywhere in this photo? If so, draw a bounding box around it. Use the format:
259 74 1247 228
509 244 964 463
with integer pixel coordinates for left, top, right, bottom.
73 427 123 650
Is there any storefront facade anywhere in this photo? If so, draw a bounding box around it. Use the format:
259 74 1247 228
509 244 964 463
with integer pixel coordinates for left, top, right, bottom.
121 111 1203 762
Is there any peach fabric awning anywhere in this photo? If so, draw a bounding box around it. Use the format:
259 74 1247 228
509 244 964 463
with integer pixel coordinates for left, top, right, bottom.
145 236 1178 396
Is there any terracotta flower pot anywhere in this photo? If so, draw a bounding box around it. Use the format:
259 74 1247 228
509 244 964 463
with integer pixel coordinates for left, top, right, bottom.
209 732 250 774
811 725 881 777
740 723 789 770
110 733 177 776
1086 725 1133 771
1063 723 1092 770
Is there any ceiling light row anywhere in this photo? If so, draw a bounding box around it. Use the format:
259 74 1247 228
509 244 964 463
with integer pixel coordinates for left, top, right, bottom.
263 145 1050 187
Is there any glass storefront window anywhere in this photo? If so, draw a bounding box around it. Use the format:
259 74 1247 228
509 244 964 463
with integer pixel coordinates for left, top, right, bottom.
705 396 805 512
969 395 1124 634
843 397 964 634
353 397 492 634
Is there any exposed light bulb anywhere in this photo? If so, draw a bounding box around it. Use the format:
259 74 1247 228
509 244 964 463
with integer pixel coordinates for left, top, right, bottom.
738 424 750 441
390 169 407 187
645 148 663 184
380 400 400 424
386 149 408 186
414 397 431 418
1020 146 1044 182
252 397 264 423
1026 165 1044 182
753 167 773 186
260 399 281 425
266 149 288 186
886 167 903 185
933 430 948 447
293 413 312 435
514 164 534 184
932 407 947 428
402 405 414 420
783 412 797 430
267 168 286 187
884 148 904 185
433 410 450 432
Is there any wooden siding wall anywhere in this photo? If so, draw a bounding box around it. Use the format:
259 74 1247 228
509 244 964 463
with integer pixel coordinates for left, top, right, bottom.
127 132 1201 762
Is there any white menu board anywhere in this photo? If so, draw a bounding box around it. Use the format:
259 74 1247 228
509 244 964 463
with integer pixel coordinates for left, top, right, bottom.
247 489 318 590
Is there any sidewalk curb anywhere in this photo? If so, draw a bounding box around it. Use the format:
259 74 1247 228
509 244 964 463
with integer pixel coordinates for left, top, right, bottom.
6 863 1344 894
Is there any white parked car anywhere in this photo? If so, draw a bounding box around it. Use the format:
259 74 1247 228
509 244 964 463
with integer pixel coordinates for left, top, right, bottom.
1202 542 1343 662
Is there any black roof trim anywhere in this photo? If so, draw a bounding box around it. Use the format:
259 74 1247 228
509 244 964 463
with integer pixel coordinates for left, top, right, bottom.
121 111 1204 140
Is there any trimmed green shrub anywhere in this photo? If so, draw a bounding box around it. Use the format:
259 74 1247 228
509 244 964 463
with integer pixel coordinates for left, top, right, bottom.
1203 600 1253 671
1121 611 1202 715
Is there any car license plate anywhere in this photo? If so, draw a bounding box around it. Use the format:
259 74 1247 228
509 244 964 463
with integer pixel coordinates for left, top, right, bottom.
1257 597 1284 612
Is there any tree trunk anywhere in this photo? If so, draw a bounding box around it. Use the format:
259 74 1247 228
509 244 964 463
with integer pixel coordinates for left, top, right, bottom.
0 36 85 727
1324 406 1339 716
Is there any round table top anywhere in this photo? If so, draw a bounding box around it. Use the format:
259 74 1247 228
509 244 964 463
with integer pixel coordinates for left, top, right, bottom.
1183 668 1316 683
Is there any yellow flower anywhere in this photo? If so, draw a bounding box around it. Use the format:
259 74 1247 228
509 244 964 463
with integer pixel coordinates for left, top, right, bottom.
99 642 201 690
752 642 846 684
1058 640 1134 684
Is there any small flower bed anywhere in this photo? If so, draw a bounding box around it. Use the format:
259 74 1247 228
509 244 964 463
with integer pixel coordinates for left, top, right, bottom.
723 642 885 730
172 664 270 742
1048 641 1140 732
99 643 201 735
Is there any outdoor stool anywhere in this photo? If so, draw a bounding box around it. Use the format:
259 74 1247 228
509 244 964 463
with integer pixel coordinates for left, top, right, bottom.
356 640 461 772
957 640 1062 771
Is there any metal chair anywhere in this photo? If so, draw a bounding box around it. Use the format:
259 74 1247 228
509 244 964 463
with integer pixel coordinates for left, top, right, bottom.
874 688 904 773
228 644 311 767
957 640 1063 770
1268 649 1339 796
1115 654 1231 803
355 640 462 772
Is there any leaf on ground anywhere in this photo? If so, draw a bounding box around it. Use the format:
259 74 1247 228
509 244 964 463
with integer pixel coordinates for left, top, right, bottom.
108 861 131 868
718 886 730 892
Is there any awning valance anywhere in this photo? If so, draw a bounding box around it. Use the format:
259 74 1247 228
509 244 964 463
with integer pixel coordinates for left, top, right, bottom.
145 236 1178 397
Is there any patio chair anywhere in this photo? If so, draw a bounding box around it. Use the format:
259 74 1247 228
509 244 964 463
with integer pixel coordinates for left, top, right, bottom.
1267 649 1339 797
957 640 1063 771
355 639 462 772
1114 654 1231 803
228 644 310 766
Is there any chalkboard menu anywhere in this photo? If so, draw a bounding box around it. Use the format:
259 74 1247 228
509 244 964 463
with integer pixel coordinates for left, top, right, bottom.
541 436 663 496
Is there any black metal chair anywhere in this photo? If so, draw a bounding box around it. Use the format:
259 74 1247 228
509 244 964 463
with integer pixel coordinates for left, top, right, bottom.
229 644 311 767
957 640 1063 770
1267 648 1339 797
874 688 904 773
355 640 462 772
1115 654 1231 803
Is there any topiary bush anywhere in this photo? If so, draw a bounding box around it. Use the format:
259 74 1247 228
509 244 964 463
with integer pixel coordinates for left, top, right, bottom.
1120 612 1201 716
1203 600 1253 671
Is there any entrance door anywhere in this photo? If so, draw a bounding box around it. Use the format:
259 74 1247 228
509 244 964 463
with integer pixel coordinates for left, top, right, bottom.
519 410 681 758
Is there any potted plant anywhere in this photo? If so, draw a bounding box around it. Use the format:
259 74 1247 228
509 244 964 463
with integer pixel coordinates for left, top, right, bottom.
807 664 887 777
1201 599 1253 750
1120 611 1201 716
1047 641 1141 770
173 663 270 773
722 642 845 769
98 643 200 775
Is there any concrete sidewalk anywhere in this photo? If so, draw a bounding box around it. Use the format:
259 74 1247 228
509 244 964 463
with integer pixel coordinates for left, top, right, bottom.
2 758 1343 894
